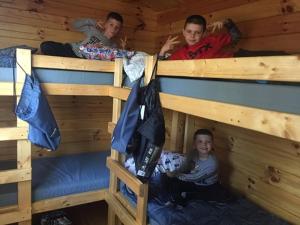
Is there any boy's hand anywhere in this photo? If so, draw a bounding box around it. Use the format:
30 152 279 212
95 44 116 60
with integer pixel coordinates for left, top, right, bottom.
207 21 224 33
159 36 180 56
120 36 127 49
96 20 104 30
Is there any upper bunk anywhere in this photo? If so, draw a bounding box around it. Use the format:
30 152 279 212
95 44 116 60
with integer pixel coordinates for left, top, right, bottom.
109 55 300 142
0 49 299 142
0 49 117 97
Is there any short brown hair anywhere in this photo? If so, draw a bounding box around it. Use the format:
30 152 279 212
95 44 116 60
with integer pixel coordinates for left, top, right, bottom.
193 128 213 140
184 15 206 32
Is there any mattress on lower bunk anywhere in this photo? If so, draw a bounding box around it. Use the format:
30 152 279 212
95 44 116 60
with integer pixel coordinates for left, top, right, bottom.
0 151 110 207
0 67 113 85
122 177 290 225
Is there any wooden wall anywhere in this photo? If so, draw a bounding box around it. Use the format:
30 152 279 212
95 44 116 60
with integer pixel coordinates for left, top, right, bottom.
155 0 300 54
184 114 300 224
0 95 112 160
0 0 158 54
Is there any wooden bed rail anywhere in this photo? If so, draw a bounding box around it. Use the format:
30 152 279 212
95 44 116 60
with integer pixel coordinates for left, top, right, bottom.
157 55 300 82
107 157 145 197
32 55 115 72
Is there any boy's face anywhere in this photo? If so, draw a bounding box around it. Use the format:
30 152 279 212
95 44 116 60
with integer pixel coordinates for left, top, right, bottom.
103 18 122 39
182 23 204 46
194 134 213 156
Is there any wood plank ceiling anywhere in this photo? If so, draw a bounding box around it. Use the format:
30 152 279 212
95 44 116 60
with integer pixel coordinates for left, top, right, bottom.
117 0 184 12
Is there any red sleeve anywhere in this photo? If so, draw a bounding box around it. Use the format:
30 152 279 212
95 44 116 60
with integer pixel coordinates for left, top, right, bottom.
212 33 233 49
169 47 187 60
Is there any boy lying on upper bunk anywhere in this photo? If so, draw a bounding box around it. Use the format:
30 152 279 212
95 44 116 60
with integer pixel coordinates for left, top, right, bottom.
161 128 233 206
158 15 241 60
40 12 126 58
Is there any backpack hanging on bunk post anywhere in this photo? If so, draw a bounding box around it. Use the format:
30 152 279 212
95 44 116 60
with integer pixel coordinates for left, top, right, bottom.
133 76 165 182
111 58 165 182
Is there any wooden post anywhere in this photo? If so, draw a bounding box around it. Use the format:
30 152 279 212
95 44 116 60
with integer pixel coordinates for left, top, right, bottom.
16 49 32 225
108 58 123 225
183 115 194 154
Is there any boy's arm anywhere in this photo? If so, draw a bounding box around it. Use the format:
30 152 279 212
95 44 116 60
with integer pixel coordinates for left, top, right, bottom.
72 18 97 32
223 19 241 45
178 164 217 182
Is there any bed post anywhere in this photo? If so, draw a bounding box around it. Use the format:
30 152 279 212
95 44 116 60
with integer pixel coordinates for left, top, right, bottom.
183 115 195 154
16 49 32 225
108 58 123 225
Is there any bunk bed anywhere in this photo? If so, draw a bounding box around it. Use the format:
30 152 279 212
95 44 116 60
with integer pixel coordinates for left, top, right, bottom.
106 55 300 225
1 49 299 225
0 49 121 225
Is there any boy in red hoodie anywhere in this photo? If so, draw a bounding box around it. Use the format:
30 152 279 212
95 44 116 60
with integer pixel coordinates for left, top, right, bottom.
159 15 241 60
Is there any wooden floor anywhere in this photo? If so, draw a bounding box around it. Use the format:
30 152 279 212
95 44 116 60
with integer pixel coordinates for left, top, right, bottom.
32 201 108 225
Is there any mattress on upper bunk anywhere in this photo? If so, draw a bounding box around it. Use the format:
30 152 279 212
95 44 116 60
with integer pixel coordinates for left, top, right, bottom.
0 67 113 85
0 151 110 207
122 176 290 225
158 77 300 115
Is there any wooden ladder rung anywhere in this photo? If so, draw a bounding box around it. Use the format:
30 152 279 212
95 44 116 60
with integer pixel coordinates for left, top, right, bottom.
0 168 31 185
0 127 28 141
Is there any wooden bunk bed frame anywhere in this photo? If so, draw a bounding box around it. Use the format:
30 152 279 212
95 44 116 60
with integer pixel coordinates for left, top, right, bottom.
0 49 300 225
106 55 300 225
0 49 118 225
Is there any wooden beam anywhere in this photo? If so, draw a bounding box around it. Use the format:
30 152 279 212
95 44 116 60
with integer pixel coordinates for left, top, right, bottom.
0 82 23 96
32 189 107 214
41 84 110 96
0 168 31 185
0 127 28 141
183 115 195 154
16 48 32 225
144 55 157 85
157 56 300 82
108 58 123 225
108 122 116 134
105 193 139 225
0 208 31 225
114 192 136 218
107 158 144 197
136 184 148 225
33 55 115 72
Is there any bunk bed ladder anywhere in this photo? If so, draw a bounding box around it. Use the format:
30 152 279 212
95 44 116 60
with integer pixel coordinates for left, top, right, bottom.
106 56 157 225
0 49 32 225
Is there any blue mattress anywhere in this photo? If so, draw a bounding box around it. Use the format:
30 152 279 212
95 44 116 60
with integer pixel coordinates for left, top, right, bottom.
158 77 300 115
2 67 299 115
122 176 290 225
0 151 110 207
0 68 113 85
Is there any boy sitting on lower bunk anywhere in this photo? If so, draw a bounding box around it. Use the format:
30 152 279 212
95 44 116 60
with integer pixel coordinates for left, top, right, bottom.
159 15 241 60
40 12 126 58
162 128 233 206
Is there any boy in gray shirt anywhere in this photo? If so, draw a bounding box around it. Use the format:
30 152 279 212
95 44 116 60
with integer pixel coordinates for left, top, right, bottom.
164 129 233 205
40 12 124 58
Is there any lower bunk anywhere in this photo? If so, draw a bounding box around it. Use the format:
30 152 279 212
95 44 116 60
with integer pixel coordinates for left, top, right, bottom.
0 151 110 213
121 174 290 225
